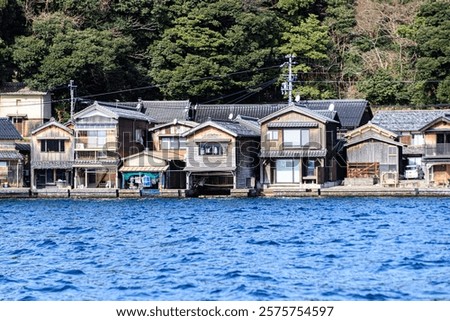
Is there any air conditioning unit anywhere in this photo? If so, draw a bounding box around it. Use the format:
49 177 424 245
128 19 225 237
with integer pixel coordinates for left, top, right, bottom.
76 143 84 149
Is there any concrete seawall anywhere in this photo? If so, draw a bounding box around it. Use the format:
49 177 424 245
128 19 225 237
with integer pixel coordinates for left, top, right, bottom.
1 186 450 199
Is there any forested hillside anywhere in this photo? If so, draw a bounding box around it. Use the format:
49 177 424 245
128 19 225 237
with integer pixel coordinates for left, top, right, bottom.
1 0 449 110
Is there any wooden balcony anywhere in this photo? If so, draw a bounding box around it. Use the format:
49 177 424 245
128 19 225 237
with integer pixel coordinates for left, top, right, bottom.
347 162 380 178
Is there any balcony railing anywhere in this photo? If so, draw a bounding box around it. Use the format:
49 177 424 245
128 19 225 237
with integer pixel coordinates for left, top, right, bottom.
425 143 450 156
75 138 118 150
75 151 119 161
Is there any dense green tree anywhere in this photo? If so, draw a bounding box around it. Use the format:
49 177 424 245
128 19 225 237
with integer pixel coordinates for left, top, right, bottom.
148 0 281 101
13 12 144 96
0 0 26 83
357 69 402 105
1 0 449 105
279 14 333 99
0 39 9 84
410 0 450 104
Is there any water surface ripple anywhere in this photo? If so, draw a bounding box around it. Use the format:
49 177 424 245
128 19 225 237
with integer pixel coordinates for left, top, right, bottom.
1 197 449 300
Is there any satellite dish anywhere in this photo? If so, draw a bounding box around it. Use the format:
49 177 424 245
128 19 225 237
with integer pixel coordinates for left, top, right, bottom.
173 118 178 125
295 95 300 102
328 103 335 111
228 113 233 120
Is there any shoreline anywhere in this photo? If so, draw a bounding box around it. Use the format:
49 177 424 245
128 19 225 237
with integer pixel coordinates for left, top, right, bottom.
1 186 450 199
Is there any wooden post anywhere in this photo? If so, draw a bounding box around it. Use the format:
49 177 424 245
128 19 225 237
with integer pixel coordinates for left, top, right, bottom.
299 158 303 187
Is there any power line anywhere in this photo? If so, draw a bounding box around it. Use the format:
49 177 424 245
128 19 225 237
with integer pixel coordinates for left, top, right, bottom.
0 65 282 109
0 75 446 109
200 78 278 104
78 65 282 100
227 78 278 104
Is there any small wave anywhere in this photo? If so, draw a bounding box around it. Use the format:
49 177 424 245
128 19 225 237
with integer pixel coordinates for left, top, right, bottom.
25 284 79 293
376 263 393 272
59 227 94 234
158 267 177 273
19 295 38 301
172 283 196 290
247 289 286 300
111 285 143 291
244 274 276 282
187 252 204 256
0 274 18 284
247 225 269 231
353 293 391 300
10 248 34 255
37 240 58 248
59 269 85 276
220 270 242 279
246 239 280 246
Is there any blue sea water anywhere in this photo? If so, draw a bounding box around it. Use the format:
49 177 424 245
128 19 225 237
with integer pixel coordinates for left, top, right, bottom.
0 197 449 301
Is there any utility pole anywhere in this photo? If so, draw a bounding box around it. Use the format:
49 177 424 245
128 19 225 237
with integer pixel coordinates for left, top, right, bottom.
281 54 296 105
287 54 294 105
68 80 77 120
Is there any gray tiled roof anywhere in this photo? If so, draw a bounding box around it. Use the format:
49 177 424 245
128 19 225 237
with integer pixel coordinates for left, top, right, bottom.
371 110 450 132
314 110 339 122
194 103 287 122
259 105 339 124
32 118 73 135
75 102 154 122
15 143 30 152
234 115 260 134
141 100 190 123
101 105 154 122
0 118 22 140
345 133 404 147
150 120 199 132
0 150 23 160
297 99 370 129
212 120 260 137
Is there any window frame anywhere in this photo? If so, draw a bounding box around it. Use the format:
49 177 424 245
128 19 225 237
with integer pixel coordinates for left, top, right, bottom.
40 139 65 153
199 142 224 156
266 130 279 141
283 129 310 148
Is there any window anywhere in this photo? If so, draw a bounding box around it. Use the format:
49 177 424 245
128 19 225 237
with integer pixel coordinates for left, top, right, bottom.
304 160 315 177
85 130 107 148
411 134 424 146
135 129 144 144
161 137 179 149
388 146 397 156
199 142 223 155
10 117 23 124
266 130 278 141
283 129 310 147
276 159 300 183
179 137 187 149
40 140 65 152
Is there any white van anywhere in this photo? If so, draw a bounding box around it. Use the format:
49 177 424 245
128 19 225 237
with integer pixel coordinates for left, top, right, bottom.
405 165 424 179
